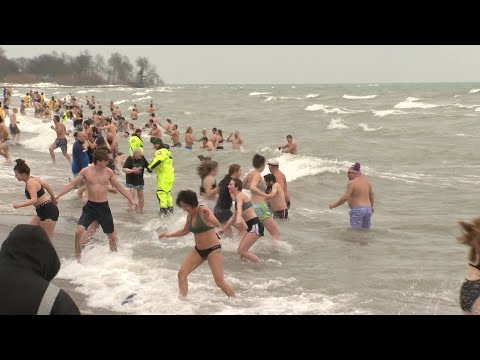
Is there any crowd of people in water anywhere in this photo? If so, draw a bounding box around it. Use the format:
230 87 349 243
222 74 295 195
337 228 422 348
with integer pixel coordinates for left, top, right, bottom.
6 85 477 316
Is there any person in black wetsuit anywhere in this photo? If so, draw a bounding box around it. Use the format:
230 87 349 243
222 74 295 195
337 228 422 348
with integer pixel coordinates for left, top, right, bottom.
12 159 59 241
0 224 81 315
458 217 480 315
159 190 235 298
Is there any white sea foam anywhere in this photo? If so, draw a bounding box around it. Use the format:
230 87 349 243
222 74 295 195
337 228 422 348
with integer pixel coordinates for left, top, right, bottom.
469 88 480 94
372 109 407 117
358 123 382 132
132 96 153 102
77 90 102 94
327 118 349 130
343 94 378 100
132 92 147 96
305 94 319 98
394 97 441 109
305 104 365 114
114 100 129 105
249 92 271 96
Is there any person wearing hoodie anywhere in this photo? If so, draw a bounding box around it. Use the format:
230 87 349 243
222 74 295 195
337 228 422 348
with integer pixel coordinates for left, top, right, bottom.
0 225 81 315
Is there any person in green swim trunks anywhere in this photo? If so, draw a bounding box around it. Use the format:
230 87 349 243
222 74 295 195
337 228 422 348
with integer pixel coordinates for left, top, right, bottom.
243 154 279 242
147 137 175 215
158 190 235 298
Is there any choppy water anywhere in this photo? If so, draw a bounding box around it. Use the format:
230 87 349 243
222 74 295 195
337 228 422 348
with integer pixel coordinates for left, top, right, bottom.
1 82 477 314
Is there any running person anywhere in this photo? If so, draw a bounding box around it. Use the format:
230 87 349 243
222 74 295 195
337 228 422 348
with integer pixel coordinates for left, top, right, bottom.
55 150 138 261
49 115 71 165
222 178 264 262
12 159 59 241
159 190 235 298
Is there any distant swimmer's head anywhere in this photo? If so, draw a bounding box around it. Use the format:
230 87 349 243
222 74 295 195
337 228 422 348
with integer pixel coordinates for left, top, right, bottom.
347 162 361 176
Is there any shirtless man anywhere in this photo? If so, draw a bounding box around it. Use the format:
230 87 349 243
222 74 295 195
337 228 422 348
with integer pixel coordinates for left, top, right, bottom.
226 131 244 149
184 127 196 150
201 137 215 151
161 118 173 135
267 158 290 209
171 124 181 147
279 135 298 155
148 123 162 139
99 118 118 143
147 103 156 115
264 174 288 219
329 162 374 229
49 115 71 165
55 150 138 261
130 107 138 121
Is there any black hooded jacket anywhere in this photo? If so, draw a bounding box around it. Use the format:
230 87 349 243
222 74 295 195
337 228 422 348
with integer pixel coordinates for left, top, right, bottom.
0 225 81 315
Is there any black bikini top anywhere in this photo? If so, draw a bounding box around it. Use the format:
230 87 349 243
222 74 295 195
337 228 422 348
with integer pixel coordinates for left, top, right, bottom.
469 263 480 271
25 177 45 200
200 178 217 195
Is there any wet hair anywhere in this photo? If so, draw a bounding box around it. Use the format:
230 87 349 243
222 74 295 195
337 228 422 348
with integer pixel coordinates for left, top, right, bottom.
217 129 223 137
264 173 277 183
167 119 172 124
212 127 217 133
91 126 98 134
14 159 30 175
93 149 109 163
186 126 193 133
176 190 199 207
97 110 103 116
252 154 266 169
230 178 243 191
225 164 241 179
53 115 60 122
458 218 480 263
287 135 293 140
202 137 209 142
197 160 218 178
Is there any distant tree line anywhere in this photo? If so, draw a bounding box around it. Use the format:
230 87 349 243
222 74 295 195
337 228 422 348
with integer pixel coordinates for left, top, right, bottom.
0 47 164 87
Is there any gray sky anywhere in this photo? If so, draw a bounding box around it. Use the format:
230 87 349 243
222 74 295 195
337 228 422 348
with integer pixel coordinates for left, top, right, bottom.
1 45 480 84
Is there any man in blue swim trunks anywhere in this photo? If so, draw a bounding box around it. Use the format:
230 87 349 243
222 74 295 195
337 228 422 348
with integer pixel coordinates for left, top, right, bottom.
329 162 374 229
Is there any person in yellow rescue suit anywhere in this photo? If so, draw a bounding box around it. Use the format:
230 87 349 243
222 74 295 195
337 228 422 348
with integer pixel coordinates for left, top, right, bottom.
147 137 175 215
128 128 144 156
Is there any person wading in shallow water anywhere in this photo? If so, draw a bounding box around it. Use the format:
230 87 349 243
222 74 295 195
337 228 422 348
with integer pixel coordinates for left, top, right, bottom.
158 190 235 298
329 162 374 230
457 217 480 315
12 159 59 242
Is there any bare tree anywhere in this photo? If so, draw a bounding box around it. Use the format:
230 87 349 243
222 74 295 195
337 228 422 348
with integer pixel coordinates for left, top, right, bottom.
134 57 162 87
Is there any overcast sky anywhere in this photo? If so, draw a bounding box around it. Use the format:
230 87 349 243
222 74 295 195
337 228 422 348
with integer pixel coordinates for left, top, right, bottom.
1 45 479 84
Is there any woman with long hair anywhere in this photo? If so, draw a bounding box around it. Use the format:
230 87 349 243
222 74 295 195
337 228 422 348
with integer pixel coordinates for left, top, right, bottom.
12 159 59 241
458 217 480 315
197 159 219 211
222 178 263 262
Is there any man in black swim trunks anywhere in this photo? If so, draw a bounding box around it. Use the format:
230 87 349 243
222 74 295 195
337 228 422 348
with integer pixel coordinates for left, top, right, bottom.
55 150 138 261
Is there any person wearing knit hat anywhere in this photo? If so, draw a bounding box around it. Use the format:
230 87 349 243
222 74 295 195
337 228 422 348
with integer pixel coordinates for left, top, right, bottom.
328 162 375 229
148 136 175 215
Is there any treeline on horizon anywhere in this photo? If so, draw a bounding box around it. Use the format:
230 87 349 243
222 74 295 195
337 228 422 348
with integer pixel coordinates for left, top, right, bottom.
0 47 164 88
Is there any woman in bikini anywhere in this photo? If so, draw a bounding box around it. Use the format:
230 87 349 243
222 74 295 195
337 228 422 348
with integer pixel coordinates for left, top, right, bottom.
221 178 264 262
458 217 480 315
158 190 235 298
12 159 59 241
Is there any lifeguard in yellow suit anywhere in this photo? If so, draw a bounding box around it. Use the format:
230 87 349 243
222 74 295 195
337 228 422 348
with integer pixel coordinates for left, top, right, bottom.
147 137 175 215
